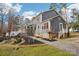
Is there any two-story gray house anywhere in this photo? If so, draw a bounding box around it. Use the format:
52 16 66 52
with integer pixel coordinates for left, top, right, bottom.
27 10 69 40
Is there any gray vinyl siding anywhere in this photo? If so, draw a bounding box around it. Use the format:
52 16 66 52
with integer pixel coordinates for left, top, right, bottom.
32 14 42 25
42 10 58 21
32 14 42 34
50 16 66 33
27 10 67 36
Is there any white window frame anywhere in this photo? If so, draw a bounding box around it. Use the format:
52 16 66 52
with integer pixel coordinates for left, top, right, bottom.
59 23 63 32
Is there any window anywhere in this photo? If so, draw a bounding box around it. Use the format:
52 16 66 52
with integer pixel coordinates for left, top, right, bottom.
34 26 36 30
59 23 63 31
42 22 48 30
38 25 39 29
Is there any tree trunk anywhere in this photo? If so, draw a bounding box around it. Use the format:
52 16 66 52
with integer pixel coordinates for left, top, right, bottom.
67 27 70 37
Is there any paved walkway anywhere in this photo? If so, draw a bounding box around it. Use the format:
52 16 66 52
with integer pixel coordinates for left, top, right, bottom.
30 36 79 55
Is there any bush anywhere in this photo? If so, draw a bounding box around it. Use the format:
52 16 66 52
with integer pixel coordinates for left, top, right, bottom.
15 38 22 43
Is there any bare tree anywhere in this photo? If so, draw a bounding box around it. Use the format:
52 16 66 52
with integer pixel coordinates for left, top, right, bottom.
0 7 7 36
71 8 79 30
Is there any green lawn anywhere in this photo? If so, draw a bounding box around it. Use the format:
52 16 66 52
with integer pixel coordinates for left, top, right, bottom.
0 44 74 56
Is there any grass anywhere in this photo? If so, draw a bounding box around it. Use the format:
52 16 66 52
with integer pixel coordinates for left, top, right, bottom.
60 32 79 40
69 32 79 38
0 44 74 56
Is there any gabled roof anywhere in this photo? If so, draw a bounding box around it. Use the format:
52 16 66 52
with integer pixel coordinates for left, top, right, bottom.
54 10 68 24
32 10 68 24
32 10 56 20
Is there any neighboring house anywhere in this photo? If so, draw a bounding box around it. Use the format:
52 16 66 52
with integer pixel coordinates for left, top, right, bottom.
8 16 24 32
19 17 30 33
8 15 30 36
27 10 69 39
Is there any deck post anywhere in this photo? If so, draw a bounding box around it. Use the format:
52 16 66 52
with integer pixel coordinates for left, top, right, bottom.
58 32 60 39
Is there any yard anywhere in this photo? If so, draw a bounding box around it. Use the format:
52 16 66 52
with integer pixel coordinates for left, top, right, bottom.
0 32 78 56
69 32 79 38
60 32 79 41
0 44 74 56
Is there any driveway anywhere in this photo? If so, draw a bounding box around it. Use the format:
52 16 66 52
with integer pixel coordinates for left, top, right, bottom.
29 33 79 55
